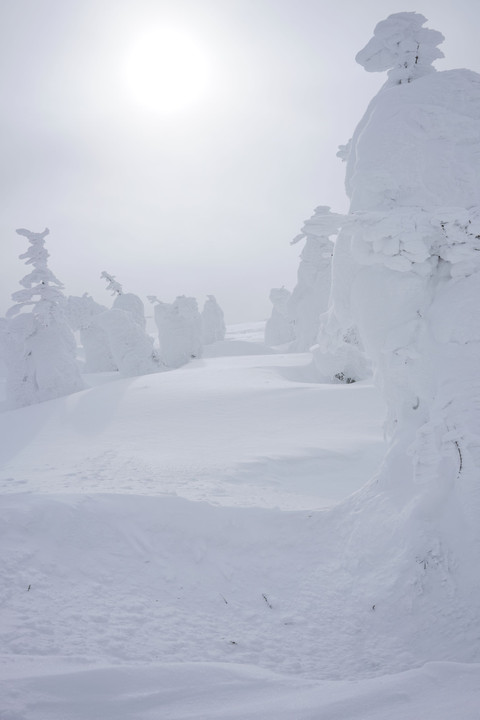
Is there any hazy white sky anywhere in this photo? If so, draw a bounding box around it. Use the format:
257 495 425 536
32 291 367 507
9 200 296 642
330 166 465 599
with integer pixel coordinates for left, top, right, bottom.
1 0 479 323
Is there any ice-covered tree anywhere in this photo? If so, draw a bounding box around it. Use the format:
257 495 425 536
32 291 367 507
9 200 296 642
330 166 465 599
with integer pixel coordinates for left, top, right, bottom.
288 206 341 351
201 295 226 344
100 271 123 297
151 295 203 368
310 208 370 383
97 274 159 377
355 11 444 86
64 294 116 373
96 307 160 377
2 228 84 408
64 293 107 333
327 12 480 655
264 287 294 347
314 13 445 385
102 271 146 329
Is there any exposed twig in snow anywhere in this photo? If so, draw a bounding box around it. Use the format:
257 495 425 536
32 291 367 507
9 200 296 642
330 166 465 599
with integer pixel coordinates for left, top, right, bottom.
454 440 463 476
262 593 273 609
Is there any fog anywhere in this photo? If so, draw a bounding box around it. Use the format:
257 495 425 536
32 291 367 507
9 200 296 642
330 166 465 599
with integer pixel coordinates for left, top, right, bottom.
1 0 478 323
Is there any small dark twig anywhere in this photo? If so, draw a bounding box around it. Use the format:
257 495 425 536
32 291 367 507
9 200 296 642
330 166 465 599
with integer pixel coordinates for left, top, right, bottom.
262 593 273 609
454 440 463 476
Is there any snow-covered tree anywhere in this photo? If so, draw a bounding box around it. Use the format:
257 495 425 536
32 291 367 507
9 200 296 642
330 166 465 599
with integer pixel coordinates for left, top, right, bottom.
96 307 160 377
327 12 480 647
81 319 118 373
64 293 108 333
264 287 294 347
201 295 226 344
2 228 84 408
97 273 159 377
355 10 444 86
100 271 123 297
64 294 116 373
310 209 370 383
151 295 203 368
102 271 146 329
288 206 341 351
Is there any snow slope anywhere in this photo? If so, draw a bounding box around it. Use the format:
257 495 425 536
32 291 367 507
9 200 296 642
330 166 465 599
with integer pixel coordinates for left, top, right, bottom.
1 323 479 718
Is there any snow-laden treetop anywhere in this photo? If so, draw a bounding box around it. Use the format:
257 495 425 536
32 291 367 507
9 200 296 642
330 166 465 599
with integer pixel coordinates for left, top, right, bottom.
101 271 123 296
356 11 444 85
7 227 65 318
291 206 343 246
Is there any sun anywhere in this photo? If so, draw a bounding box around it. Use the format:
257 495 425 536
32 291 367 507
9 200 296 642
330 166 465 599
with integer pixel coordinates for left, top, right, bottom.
125 26 211 115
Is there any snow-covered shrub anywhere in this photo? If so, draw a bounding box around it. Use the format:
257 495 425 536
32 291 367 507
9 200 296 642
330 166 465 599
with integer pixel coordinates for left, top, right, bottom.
151 295 203 368
2 228 84 408
264 287 294 347
313 315 370 384
288 206 341 351
201 295 226 344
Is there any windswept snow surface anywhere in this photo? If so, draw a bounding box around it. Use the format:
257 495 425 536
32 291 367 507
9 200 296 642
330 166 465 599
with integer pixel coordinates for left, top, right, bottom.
1 323 479 719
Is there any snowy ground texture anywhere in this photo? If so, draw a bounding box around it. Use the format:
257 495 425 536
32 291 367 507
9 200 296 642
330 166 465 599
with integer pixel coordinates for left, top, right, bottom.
1 323 479 719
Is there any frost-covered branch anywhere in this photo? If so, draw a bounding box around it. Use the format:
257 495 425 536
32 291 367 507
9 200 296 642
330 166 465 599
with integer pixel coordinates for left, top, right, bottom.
101 271 123 296
356 12 444 86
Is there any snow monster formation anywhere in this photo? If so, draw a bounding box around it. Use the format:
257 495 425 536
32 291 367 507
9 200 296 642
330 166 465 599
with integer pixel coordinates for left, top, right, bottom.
201 295 226 345
328 12 480 665
1 228 84 407
288 206 340 351
98 272 160 377
64 294 117 374
150 295 203 369
264 287 294 347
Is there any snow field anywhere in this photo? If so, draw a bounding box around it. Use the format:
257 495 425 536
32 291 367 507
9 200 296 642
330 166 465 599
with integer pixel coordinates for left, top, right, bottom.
0 351 385 508
1 325 480 717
